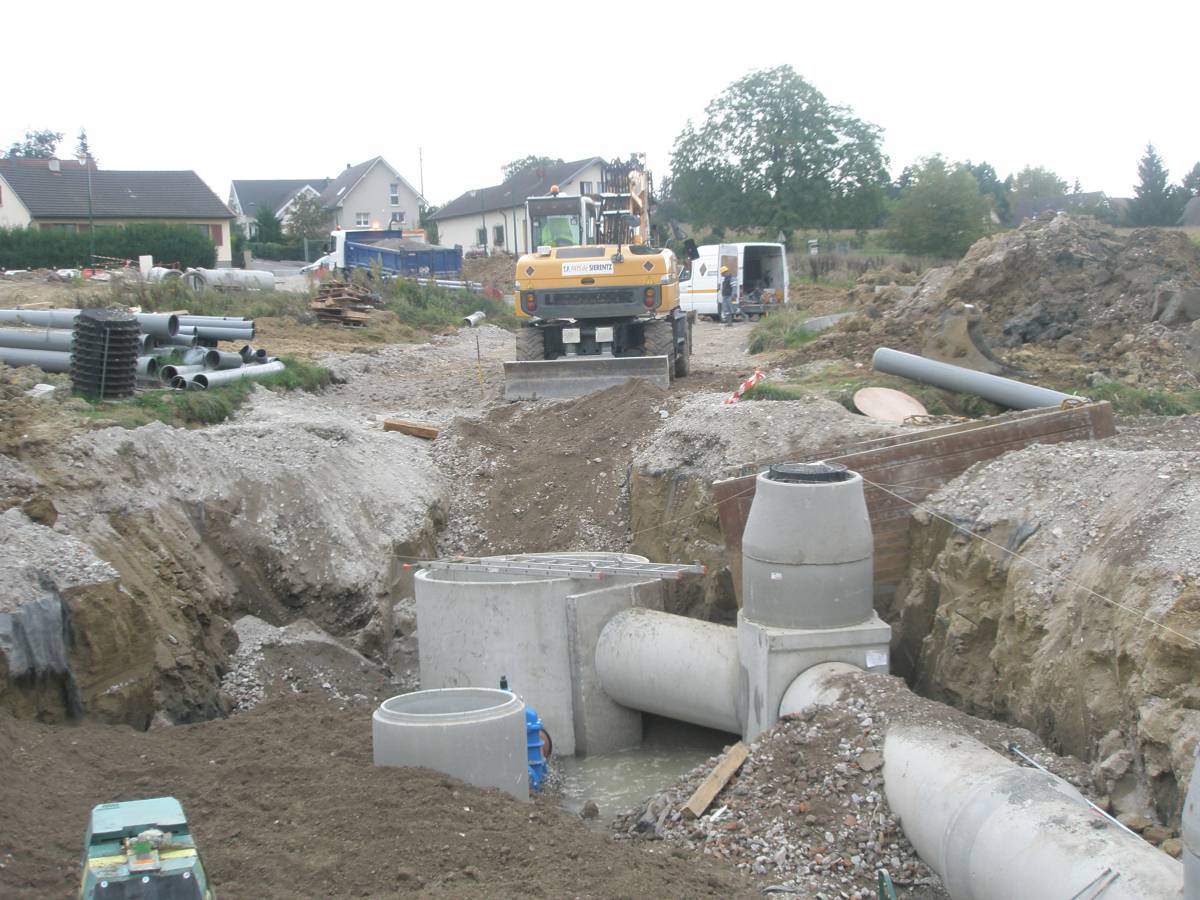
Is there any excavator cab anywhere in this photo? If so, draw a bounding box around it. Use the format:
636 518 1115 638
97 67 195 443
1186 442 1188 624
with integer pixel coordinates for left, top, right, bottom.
527 194 598 248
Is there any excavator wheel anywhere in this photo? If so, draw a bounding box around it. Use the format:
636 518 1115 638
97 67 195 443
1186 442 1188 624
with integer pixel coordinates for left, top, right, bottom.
515 326 545 361
643 318 676 382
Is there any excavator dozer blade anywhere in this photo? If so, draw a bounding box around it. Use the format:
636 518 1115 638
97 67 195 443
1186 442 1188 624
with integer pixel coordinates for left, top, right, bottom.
503 356 671 401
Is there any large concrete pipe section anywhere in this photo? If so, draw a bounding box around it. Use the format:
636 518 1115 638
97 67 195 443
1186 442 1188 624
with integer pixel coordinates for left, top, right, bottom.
0 308 80 328
885 726 1183 900
873 347 1082 410
183 268 274 291
741 463 874 629
1185 749 1199 898
778 662 861 717
372 687 529 800
0 328 73 351
0 347 72 373
595 607 741 734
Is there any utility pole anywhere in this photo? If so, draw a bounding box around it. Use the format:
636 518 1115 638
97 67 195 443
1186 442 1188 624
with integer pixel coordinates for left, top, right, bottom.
419 147 424 199
77 151 95 269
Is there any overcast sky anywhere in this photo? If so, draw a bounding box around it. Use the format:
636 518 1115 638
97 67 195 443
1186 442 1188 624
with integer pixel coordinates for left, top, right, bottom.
8 1 1196 208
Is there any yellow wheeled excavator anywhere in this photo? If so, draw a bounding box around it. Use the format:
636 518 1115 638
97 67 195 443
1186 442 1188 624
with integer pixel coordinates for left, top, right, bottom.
503 156 696 400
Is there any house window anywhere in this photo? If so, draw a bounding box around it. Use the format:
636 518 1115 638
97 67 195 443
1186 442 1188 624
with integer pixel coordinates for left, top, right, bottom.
476 228 487 246
389 183 400 206
210 224 224 246
580 181 594 195
355 212 370 227
493 224 505 246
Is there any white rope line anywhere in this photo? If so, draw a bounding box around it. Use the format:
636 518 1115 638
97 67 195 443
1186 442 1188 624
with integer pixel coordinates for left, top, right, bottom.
858 475 1200 650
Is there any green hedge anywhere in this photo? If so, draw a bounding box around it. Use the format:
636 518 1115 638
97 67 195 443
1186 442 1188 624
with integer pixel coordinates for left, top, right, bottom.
246 241 306 261
0 224 216 269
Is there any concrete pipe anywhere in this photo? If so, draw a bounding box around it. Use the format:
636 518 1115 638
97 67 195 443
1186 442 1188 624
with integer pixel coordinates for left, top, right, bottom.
133 313 179 339
742 463 874 629
777 662 861 718
147 267 183 283
0 308 81 329
0 328 74 352
0 347 72 373
191 325 256 342
595 607 741 734
872 347 1083 410
884 726 1183 900
188 360 285 389
184 268 275 291
372 688 529 800
1185 748 1199 899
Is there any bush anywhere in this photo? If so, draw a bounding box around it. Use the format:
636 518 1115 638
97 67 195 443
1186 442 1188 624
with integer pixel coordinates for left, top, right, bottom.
0 224 216 269
746 308 818 353
247 241 307 261
381 277 521 331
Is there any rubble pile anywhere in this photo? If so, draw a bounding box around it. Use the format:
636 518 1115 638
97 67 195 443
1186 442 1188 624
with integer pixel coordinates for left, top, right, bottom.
811 214 1200 389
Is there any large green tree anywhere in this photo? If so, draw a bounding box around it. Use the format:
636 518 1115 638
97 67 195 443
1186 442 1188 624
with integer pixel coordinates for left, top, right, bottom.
963 161 1010 223
502 155 564 181
1130 144 1188 226
254 207 284 243
1007 165 1068 223
1179 161 1200 197
74 128 96 165
886 157 990 258
6 128 63 159
670 66 889 237
284 192 332 240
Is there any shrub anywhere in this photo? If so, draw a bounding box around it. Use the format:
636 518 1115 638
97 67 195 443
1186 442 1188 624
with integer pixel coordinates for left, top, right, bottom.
0 223 216 269
381 277 521 331
747 308 818 353
246 241 307 261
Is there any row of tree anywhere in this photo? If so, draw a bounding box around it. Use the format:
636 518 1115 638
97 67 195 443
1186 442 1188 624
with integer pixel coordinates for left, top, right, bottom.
666 67 1200 257
6 128 96 164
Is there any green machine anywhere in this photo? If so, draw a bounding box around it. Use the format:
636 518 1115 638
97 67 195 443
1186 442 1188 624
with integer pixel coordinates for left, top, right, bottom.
79 797 214 899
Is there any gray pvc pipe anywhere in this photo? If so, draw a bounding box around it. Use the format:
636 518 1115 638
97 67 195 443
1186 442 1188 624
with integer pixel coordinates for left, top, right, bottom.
159 364 204 383
135 356 159 378
166 333 197 348
1185 749 1199 899
192 325 255 342
177 315 249 326
885 726 1183 899
189 360 285 389
0 347 72 373
0 328 74 352
0 308 80 329
238 344 268 363
873 347 1082 410
133 313 179 338
595 607 741 734
208 350 245 370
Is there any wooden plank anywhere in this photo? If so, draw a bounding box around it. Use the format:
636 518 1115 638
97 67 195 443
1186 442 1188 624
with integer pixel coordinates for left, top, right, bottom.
681 742 749 819
383 418 439 440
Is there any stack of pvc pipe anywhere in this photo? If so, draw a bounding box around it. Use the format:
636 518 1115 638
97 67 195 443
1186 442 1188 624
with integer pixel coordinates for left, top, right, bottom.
0 308 281 390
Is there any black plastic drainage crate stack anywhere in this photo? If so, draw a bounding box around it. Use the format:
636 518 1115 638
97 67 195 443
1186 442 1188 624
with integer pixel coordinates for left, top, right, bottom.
70 308 139 400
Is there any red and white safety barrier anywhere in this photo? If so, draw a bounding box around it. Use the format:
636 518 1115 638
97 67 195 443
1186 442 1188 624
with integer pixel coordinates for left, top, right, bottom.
724 367 765 405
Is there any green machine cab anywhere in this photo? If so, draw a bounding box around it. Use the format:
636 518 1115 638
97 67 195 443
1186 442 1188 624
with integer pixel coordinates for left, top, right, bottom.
80 797 214 899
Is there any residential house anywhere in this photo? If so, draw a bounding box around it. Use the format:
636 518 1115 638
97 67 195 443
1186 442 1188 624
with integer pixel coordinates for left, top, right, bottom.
1009 191 1113 224
0 158 236 265
228 178 330 238
230 157 421 241
431 157 605 255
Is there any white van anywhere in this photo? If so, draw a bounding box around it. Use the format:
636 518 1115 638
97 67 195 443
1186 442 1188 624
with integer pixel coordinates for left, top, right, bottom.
678 242 788 318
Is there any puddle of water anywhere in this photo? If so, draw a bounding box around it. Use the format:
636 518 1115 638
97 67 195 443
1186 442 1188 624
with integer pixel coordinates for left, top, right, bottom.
551 715 733 828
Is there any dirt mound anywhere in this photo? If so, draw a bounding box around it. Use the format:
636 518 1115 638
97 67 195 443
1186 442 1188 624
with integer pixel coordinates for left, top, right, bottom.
437 380 674 555
888 415 1200 825
614 670 1095 898
463 254 517 293
0 695 751 899
801 215 1200 390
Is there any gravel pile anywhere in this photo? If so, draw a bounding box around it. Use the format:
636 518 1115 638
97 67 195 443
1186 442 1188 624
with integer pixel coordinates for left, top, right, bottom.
633 392 902 479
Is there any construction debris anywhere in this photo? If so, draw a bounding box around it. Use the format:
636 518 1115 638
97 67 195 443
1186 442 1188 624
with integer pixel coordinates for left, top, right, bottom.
682 742 749 819
311 282 380 327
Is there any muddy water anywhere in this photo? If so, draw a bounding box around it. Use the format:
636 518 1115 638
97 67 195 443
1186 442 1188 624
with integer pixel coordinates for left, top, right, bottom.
553 715 733 828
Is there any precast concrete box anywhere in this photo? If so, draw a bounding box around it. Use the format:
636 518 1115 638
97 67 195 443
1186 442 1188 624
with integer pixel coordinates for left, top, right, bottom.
414 553 664 757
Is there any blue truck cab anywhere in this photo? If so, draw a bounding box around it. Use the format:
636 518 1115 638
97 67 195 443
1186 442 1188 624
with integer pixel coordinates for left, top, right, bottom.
80 797 214 899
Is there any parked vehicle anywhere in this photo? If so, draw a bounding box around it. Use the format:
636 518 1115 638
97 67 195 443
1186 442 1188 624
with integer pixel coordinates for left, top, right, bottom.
302 229 462 279
679 242 788 319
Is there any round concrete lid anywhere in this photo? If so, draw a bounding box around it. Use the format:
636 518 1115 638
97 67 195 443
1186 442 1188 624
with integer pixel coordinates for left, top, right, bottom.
853 386 928 423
